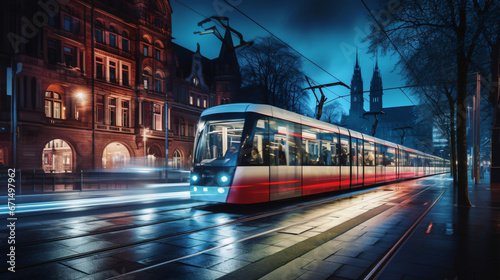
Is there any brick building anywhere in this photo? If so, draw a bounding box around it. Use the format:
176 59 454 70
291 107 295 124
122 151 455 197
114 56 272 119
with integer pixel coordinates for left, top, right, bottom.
0 0 240 172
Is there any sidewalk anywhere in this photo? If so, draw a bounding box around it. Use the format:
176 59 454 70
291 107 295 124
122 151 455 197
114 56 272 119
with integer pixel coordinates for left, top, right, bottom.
378 174 500 279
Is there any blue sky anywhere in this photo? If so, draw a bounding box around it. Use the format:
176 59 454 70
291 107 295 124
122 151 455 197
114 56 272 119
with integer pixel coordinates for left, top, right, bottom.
169 0 418 114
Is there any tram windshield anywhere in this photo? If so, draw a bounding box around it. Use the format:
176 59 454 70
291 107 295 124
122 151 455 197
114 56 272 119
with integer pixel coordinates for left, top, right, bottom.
194 119 245 166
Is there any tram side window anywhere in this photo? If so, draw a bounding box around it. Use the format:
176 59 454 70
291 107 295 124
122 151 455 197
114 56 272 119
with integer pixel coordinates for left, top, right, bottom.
364 141 375 166
302 126 322 165
376 144 385 167
386 146 395 166
241 117 267 166
340 134 350 166
269 118 301 166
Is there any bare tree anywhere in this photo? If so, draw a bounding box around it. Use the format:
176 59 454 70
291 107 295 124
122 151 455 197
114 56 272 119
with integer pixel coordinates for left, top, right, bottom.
321 101 345 124
365 0 499 206
237 37 310 114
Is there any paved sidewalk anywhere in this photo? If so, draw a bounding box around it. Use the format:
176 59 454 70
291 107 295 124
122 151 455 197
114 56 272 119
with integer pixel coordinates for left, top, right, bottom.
378 174 500 279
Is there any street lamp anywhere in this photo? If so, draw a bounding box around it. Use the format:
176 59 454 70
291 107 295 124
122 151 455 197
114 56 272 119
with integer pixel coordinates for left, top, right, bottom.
76 92 84 120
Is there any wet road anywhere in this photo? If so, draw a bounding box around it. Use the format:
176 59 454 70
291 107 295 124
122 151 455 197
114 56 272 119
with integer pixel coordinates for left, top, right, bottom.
0 175 451 280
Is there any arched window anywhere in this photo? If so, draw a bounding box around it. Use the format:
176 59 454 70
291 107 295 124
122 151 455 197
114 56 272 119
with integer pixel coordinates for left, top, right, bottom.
154 41 163 61
142 68 152 90
122 31 129 52
109 25 117 48
143 35 152 57
155 71 165 93
43 139 73 173
45 91 63 119
95 20 104 43
173 150 181 169
102 142 130 169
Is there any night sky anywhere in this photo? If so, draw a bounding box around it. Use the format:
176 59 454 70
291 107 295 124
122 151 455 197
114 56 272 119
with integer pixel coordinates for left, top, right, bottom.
170 0 414 114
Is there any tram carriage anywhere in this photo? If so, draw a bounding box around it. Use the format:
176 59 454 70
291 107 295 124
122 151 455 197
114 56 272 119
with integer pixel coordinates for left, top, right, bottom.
190 103 449 204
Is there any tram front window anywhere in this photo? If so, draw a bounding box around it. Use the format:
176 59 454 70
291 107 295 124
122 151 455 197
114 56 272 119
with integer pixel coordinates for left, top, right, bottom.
194 119 245 166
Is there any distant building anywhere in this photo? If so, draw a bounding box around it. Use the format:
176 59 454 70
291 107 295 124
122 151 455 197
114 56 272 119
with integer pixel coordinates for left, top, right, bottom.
0 0 240 171
341 54 436 154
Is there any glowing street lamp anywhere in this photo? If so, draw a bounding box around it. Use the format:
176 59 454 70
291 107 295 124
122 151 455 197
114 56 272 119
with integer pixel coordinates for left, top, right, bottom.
76 92 84 120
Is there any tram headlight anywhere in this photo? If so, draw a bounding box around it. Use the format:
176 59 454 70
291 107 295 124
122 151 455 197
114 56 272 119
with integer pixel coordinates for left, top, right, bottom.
193 186 198 192
191 174 199 183
217 187 225 194
216 172 231 186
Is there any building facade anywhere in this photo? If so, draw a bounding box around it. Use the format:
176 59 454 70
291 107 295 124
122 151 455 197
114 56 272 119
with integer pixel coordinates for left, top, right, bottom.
0 0 240 172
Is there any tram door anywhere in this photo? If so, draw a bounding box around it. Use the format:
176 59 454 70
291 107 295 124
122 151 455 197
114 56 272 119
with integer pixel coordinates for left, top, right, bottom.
339 134 350 190
269 120 302 201
350 137 363 187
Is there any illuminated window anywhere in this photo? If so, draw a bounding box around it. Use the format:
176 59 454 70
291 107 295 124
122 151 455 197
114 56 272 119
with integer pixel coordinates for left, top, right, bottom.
142 69 151 90
45 91 63 119
43 139 73 173
152 104 162 131
173 150 181 169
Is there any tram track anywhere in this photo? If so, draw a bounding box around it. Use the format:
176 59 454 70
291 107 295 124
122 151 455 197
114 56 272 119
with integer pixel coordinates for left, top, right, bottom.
1 182 401 274
106 178 448 280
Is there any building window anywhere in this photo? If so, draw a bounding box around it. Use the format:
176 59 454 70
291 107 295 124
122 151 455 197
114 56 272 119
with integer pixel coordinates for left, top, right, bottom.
47 40 58 65
109 98 116 126
196 96 201 107
63 46 74 67
96 57 104 80
95 20 104 43
203 97 207 108
152 104 162 131
142 69 151 90
155 71 164 93
189 94 194 105
45 91 63 119
180 120 185 136
122 31 129 52
109 26 117 48
143 45 149 56
173 150 181 169
64 15 72 32
96 95 104 123
155 49 161 60
192 76 200 87
109 61 117 83
122 100 129 127
122 64 129 86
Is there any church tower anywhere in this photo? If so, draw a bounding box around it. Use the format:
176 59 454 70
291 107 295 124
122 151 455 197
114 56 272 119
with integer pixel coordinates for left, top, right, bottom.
350 50 364 118
215 27 241 105
369 58 383 112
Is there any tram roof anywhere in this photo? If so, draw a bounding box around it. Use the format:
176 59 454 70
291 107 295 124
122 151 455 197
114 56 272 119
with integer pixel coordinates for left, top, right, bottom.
201 103 438 158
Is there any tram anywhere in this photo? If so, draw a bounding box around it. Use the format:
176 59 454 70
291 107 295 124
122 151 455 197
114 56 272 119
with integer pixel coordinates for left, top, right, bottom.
190 103 449 204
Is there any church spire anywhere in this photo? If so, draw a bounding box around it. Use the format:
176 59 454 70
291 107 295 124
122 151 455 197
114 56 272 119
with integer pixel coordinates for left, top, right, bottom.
355 48 359 69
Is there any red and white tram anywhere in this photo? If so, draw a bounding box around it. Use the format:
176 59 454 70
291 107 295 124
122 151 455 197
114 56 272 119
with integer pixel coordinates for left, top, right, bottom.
190 104 449 204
